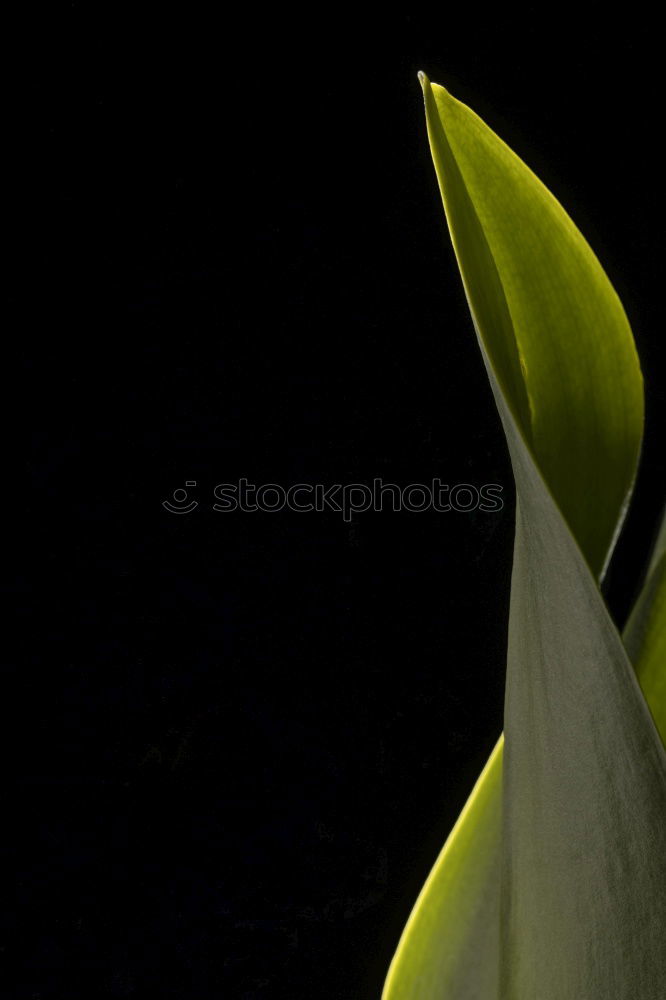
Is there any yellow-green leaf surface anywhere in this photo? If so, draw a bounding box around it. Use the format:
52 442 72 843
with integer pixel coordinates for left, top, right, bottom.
624 507 666 739
383 76 666 999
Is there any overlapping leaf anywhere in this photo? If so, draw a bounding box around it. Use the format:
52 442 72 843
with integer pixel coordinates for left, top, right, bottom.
383 76 666 999
625 507 666 739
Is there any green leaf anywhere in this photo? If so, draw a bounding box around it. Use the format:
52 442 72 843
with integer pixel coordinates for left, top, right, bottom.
383 76 666 999
384 509 666 1000
624 506 666 742
383 739 503 999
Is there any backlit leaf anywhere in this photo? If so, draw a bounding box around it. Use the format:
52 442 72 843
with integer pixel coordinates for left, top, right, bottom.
383 76 666 1000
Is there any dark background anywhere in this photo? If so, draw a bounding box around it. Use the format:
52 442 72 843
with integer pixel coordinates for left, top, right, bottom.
7 5 665 998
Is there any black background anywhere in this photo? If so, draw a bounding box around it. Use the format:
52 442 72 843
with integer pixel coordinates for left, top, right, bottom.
7 5 666 998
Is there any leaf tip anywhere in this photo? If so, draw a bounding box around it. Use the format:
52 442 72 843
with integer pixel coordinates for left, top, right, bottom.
417 70 429 93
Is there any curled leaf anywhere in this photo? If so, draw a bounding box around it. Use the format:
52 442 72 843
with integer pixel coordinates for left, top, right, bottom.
383 76 666 1000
